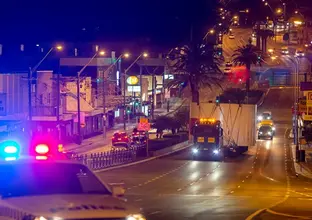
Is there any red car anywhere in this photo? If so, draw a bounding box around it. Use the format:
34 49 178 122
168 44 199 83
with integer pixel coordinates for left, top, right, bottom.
112 132 131 148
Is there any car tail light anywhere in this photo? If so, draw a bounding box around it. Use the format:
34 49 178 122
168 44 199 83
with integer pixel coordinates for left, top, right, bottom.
35 144 50 154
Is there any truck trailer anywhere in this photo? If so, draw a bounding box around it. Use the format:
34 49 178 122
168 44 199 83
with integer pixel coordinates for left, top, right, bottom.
190 102 257 159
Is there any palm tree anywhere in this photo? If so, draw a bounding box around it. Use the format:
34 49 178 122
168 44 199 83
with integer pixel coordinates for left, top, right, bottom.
166 42 224 105
232 42 262 92
257 29 274 53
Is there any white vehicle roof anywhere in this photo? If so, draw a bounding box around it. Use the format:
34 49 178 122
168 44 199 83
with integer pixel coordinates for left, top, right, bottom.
0 159 141 219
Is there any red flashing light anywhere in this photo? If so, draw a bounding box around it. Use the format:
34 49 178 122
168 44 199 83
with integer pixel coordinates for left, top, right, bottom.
35 144 49 154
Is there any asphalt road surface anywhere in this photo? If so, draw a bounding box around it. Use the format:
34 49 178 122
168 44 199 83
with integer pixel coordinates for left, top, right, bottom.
97 87 312 220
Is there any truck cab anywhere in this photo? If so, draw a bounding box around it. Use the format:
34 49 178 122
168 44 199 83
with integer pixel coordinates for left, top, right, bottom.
191 118 223 160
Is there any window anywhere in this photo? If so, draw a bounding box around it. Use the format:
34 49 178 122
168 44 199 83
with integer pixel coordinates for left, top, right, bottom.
39 94 43 105
0 107 4 112
47 93 51 104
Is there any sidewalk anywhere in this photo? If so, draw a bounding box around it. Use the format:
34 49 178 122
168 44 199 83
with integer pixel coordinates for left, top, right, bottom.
64 123 136 154
291 143 312 179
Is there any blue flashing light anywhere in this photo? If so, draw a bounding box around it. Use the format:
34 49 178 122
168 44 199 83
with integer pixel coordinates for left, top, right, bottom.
4 146 18 154
0 140 21 161
5 157 17 161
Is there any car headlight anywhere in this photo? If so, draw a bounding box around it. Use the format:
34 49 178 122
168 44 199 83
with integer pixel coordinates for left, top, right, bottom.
213 149 219 154
267 117 271 119
272 127 276 131
192 148 199 154
268 132 272 135
259 132 263 135
127 214 146 220
302 53 305 56
257 116 263 121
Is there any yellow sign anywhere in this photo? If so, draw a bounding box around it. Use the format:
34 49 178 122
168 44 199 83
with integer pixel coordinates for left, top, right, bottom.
303 114 312 121
140 118 148 124
197 137 204 143
299 99 307 113
208 137 215 143
307 91 312 105
127 76 139 85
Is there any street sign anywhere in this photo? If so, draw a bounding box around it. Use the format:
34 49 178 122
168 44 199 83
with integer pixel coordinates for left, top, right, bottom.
139 117 148 124
303 114 312 121
307 91 312 105
299 99 307 113
138 122 150 131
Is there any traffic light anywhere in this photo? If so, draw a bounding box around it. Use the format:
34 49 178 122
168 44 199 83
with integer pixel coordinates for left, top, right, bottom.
216 96 220 105
134 99 139 106
126 107 131 114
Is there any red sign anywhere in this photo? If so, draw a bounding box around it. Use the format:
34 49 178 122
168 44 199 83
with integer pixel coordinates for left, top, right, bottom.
138 123 150 131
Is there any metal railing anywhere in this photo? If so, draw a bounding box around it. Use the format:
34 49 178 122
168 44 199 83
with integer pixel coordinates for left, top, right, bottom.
70 145 146 170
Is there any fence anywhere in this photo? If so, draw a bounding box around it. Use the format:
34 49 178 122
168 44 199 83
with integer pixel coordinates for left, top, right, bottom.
70 145 146 170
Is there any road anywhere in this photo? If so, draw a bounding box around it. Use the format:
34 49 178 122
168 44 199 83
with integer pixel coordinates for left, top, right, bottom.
223 28 252 60
96 87 312 219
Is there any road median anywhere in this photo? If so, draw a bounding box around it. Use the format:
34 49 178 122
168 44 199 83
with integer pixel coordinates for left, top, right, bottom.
71 140 191 172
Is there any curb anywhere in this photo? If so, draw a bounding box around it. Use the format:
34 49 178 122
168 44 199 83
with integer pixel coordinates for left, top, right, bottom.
94 142 192 173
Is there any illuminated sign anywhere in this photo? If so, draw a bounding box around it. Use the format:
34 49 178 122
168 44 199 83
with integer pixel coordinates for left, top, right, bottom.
127 76 139 85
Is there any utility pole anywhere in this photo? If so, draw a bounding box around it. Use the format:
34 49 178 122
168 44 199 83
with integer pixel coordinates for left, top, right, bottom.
123 71 127 131
28 68 32 128
56 71 61 141
76 74 82 144
139 65 143 113
102 70 106 138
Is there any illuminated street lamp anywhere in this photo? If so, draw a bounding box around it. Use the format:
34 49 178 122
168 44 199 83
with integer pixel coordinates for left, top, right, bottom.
233 15 239 20
295 10 299 14
28 44 63 122
100 52 130 138
276 8 283 14
264 2 268 6
245 9 249 13
123 52 149 130
76 50 105 144
209 29 215 34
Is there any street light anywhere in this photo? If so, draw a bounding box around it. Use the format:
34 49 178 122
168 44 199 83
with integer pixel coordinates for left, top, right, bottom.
245 9 249 13
276 8 283 14
123 52 149 130
28 45 63 123
101 52 130 138
76 50 105 144
209 29 215 34
233 15 238 20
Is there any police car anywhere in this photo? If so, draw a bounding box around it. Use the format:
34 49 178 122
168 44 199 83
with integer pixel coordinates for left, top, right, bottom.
0 140 146 220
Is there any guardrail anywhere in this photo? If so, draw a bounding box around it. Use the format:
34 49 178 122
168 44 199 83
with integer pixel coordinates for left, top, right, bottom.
70 145 146 170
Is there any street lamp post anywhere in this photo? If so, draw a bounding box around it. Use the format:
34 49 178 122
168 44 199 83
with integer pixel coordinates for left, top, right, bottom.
28 45 63 130
101 53 126 138
123 52 148 131
76 50 105 144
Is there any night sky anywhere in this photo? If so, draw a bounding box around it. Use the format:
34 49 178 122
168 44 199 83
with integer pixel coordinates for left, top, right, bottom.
0 0 218 46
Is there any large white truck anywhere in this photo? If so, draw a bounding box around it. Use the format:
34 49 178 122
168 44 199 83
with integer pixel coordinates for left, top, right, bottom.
190 102 257 158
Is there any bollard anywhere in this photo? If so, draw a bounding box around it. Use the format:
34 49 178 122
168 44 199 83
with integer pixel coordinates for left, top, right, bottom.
299 150 306 162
